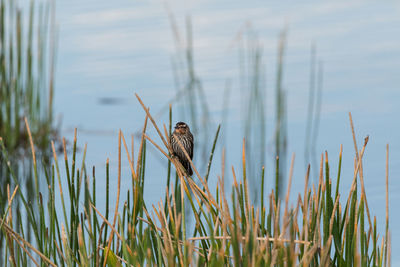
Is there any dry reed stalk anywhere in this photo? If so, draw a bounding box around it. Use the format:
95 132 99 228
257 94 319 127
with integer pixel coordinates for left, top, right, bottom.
24 117 36 166
136 113 149 179
272 201 281 252
13 234 40 267
2 219 57 266
6 185 16 266
163 124 170 147
329 194 340 235
242 139 250 222
320 235 333 266
144 134 173 162
341 137 369 245
135 94 171 153
90 204 123 242
54 239 67 262
349 112 372 228
0 185 18 230
121 131 137 179
156 202 174 254
131 134 134 166
62 137 68 162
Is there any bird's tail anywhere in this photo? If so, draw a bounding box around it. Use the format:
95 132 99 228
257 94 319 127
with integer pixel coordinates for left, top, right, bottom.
187 164 193 176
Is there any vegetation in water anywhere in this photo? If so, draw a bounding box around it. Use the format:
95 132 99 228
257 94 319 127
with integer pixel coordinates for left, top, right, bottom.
0 0 391 266
0 96 391 266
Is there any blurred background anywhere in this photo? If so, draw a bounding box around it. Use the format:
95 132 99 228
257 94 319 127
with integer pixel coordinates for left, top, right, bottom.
2 0 399 263
54 0 400 261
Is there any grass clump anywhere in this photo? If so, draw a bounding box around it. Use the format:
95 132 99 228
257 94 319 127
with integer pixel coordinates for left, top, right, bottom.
0 0 57 260
0 95 391 266
0 0 56 153
0 2 391 266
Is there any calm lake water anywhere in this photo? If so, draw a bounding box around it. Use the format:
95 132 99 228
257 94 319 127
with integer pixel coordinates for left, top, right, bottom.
54 0 400 262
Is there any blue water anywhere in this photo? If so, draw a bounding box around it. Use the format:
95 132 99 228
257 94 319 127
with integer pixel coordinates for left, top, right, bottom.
55 0 400 262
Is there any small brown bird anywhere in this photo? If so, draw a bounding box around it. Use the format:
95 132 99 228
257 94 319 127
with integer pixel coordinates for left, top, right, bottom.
170 122 194 176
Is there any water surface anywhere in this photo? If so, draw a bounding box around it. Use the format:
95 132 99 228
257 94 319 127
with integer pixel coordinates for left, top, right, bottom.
55 0 400 261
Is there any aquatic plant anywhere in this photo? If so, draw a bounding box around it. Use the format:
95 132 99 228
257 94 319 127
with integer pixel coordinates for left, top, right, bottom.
0 97 391 266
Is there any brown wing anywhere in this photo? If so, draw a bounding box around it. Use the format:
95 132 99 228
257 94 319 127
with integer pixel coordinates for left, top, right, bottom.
189 132 194 159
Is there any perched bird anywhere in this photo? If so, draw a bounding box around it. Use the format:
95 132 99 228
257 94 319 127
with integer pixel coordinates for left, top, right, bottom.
170 122 194 176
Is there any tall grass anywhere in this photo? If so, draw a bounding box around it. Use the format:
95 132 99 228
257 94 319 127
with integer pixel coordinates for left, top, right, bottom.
238 28 267 202
304 44 324 179
0 96 391 266
0 0 55 152
0 0 56 262
0 2 391 266
274 29 288 202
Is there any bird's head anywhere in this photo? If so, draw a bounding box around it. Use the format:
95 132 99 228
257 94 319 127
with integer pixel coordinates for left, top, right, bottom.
174 122 190 134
